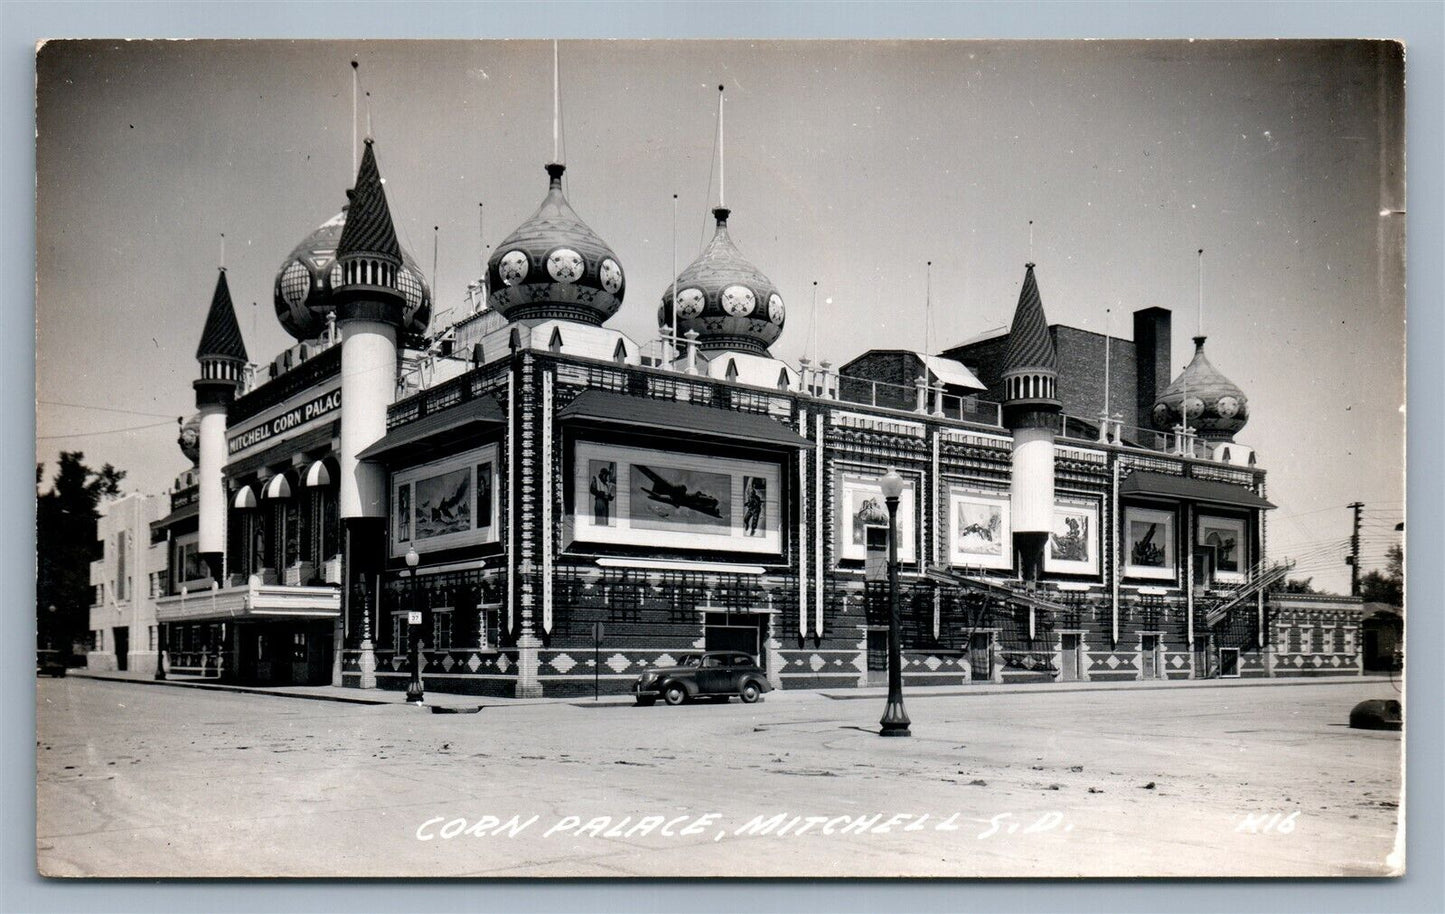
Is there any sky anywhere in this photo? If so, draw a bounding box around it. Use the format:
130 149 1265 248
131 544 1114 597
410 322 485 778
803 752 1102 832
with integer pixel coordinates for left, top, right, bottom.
34 39 1405 593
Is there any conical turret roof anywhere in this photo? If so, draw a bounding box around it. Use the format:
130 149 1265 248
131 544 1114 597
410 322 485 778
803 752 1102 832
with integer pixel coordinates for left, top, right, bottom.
1003 263 1056 375
337 139 401 265
195 269 247 362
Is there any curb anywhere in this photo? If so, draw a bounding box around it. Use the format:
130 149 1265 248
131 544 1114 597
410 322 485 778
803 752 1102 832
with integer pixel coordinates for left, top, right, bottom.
67 669 1394 709
820 675 1395 701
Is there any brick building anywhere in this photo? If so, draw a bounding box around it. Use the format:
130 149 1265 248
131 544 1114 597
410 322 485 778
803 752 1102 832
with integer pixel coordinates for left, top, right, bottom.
151 96 1361 698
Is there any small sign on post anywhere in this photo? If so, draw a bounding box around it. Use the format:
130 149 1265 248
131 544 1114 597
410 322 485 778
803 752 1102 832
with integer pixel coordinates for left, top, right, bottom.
407 611 422 625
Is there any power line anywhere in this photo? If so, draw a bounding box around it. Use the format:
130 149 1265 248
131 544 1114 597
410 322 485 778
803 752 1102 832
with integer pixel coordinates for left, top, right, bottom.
38 420 175 441
38 400 178 420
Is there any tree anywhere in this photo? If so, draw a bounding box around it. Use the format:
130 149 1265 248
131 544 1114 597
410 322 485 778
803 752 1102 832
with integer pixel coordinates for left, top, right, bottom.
36 452 125 660
1269 577 1319 595
1359 544 1404 607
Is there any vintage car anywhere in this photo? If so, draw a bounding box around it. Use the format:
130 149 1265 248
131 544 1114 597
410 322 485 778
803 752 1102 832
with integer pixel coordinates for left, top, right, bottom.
36 649 67 678
632 651 772 706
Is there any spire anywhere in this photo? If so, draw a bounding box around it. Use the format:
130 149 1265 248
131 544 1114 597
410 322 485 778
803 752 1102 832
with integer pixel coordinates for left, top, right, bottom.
1003 263 1057 375
195 269 248 362
337 139 401 265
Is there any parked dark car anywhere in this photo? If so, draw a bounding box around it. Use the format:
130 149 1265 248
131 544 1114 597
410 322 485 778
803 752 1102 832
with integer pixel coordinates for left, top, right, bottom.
632 651 772 706
37 649 67 678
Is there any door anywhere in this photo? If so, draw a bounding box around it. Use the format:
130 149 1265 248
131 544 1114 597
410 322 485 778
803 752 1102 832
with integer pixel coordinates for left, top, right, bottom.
1219 648 1240 678
866 630 887 685
969 633 993 681
696 654 731 695
113 626 129 672
1141 634 1160 679
1059 634 1081 681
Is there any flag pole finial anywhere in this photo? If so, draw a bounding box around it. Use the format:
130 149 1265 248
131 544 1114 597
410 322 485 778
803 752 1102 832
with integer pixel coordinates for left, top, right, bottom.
717 85 726 209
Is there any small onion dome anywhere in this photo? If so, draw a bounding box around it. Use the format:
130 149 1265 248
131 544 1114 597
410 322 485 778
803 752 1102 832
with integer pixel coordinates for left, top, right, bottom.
272 207 432 341
487 163 625 326
177 413 201 464
1151 335 1249 442
659 207 784 356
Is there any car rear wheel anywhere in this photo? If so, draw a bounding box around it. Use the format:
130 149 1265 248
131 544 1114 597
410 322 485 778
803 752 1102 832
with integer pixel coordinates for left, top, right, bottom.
739 681 762 704
663 684 687 706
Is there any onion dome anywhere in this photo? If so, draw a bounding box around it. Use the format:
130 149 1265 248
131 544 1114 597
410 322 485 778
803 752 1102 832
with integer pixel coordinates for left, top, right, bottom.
1000 263 1060 426
177 413 201 464
486 163 625 326
1151 335 1249 442
659 207 784 356
273 189 431 339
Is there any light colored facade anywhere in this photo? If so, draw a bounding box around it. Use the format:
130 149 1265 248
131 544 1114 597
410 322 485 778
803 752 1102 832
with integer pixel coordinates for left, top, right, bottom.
87 492 167 674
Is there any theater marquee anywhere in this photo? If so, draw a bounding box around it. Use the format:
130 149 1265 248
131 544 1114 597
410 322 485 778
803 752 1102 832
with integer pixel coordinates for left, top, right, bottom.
227 385 341 456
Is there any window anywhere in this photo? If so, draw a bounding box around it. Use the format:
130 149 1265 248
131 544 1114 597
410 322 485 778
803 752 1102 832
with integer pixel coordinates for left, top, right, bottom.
93 585 103 606
393 613 409 653
1332 627 1346 654
1288 627 1302 653
115 531 127 601
1310 625 1325 653
432 610 453 651
148 626 156 651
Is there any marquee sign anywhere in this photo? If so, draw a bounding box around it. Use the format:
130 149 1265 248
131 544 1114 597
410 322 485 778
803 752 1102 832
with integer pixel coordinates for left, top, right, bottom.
228 386 341 457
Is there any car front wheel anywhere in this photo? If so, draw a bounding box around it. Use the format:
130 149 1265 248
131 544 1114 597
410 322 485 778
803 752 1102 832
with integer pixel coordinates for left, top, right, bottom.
739 681 762 703
663 684 687 706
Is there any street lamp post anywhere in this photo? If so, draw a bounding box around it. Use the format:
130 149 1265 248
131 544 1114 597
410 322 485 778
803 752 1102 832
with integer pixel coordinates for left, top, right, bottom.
879 468 911 737
404 546 424 704
153 621 166 681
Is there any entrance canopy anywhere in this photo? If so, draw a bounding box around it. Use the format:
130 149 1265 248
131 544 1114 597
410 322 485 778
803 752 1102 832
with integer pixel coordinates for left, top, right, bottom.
558 389 811 449
155 580 340 625
1120 471 1275 510
357 397 506 463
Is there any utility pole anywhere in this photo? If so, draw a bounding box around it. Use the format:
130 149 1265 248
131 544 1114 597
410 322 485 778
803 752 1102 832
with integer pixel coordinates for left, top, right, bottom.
1347 502 1364 596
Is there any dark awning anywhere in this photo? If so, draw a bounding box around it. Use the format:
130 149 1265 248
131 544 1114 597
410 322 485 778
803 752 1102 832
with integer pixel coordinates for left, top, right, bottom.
150 500 198 530
557 389 811 449
357 398 506 462
1121 471 1275 510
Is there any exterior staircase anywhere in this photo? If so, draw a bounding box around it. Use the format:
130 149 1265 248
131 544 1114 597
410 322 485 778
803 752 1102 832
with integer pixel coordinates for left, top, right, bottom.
1203 558 1296 628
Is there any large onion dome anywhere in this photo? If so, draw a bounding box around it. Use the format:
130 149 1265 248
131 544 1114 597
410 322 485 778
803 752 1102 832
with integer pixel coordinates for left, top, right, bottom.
659 207 784 355
486 163 625 326
1151 335 1249 442
273 207 432 341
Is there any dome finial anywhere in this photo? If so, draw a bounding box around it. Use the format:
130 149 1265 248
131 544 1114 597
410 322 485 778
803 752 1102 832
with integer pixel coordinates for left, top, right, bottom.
717 84 726 210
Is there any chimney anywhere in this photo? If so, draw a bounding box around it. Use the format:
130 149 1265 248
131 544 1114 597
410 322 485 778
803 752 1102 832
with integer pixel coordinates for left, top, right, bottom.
1133 307 1171 431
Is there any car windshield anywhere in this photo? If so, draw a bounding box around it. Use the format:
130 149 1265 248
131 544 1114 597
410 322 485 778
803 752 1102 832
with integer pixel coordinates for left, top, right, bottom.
676 654 702 668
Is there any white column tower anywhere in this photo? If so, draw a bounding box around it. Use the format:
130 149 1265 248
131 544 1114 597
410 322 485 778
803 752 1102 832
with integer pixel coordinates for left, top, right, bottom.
1001 263 1062 582
332 138 406 523
192 268 249 583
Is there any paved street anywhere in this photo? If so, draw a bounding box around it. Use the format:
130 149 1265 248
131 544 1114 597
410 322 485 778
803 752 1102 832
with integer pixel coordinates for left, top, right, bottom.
36 676 1402 878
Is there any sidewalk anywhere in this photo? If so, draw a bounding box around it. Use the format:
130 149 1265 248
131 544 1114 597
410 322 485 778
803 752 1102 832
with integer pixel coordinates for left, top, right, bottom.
69 668 1396 709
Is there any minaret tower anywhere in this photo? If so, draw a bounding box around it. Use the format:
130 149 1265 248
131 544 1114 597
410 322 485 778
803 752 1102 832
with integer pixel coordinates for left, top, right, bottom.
332 139 407 561
1001 263 1061 583
193 267 248 583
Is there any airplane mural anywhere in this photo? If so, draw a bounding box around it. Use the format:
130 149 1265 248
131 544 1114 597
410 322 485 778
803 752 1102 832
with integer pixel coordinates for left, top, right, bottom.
634 465 725 519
